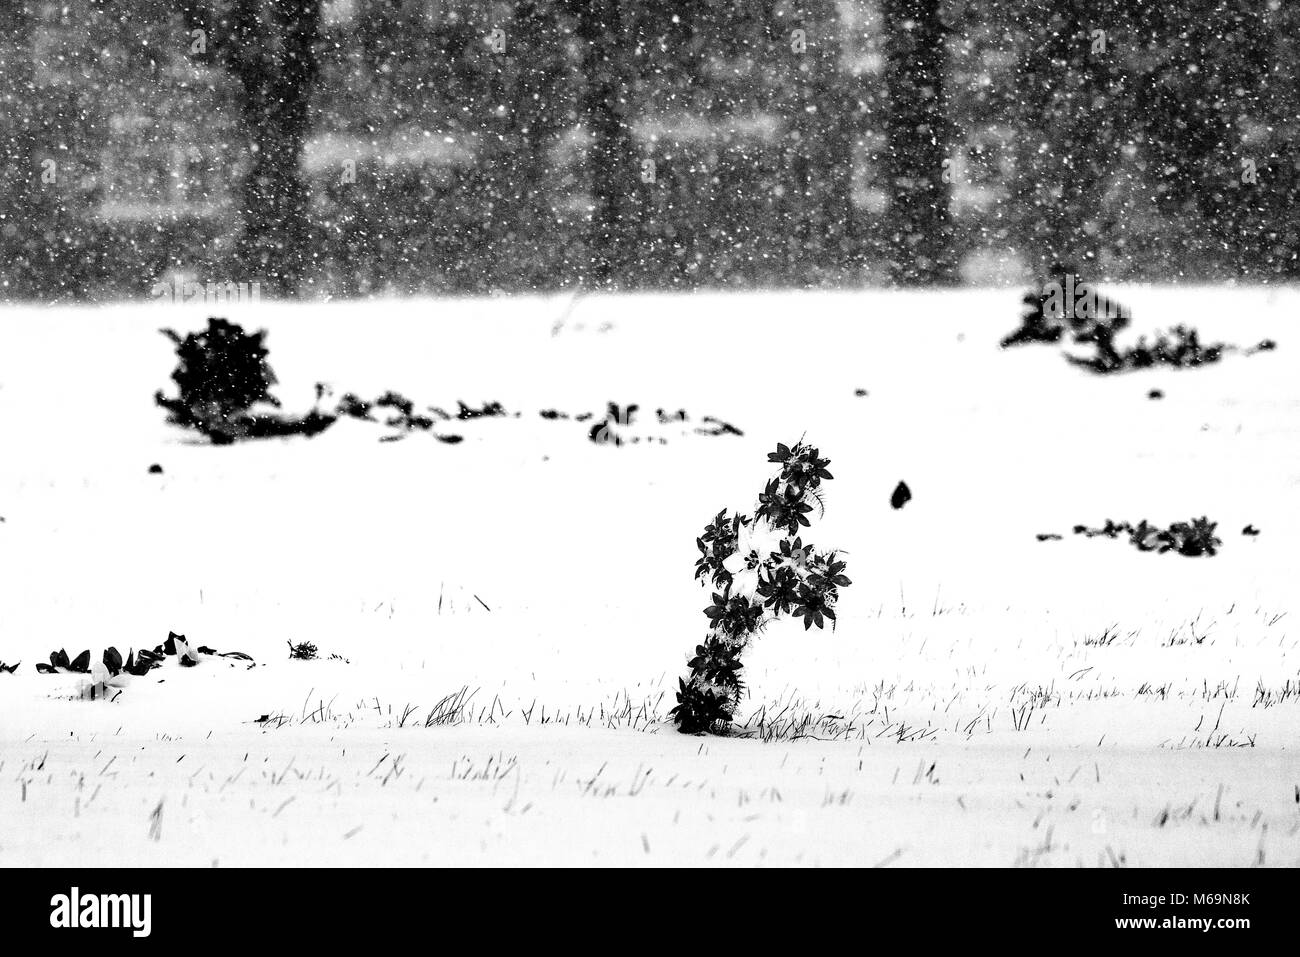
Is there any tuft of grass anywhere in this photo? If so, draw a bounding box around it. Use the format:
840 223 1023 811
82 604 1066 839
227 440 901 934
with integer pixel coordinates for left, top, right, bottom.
424 686 477 727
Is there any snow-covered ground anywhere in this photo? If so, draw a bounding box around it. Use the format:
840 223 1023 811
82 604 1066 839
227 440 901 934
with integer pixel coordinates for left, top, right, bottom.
1 286 1298 866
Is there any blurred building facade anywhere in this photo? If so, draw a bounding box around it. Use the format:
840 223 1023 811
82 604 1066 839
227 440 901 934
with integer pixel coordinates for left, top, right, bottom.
1 0 1296 300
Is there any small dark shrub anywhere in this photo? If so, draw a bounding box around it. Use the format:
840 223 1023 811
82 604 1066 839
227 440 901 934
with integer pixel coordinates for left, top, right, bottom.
1003 290 1066 347
287 641 319 661
1002 265 1131 350
156 317 278 434
672 441 852 735
156 318 335 444
1161 518 1222 556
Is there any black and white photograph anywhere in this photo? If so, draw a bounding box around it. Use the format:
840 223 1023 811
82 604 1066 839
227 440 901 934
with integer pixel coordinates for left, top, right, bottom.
0 0 1295 930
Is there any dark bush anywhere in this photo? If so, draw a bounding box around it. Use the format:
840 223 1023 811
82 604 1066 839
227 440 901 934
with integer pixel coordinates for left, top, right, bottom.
156 317 278 430
1002 265 1131 350
156 318 335 443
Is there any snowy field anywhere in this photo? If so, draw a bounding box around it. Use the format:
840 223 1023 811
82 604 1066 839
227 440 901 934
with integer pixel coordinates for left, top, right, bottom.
1 286 1298 867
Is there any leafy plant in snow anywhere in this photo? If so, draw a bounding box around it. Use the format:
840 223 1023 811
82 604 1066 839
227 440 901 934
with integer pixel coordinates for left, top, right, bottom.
36 648 94 674
1073 516 1222 556
35 632 254 702
1069 323 1232 375
672 441 852 734
1072 326 1273 375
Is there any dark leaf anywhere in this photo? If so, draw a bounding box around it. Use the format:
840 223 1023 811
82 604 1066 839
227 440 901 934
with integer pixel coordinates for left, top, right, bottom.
891 481 912 510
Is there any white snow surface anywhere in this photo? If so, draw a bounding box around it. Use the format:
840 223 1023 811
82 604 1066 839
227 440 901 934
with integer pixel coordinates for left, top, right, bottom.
0 286 1298 866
